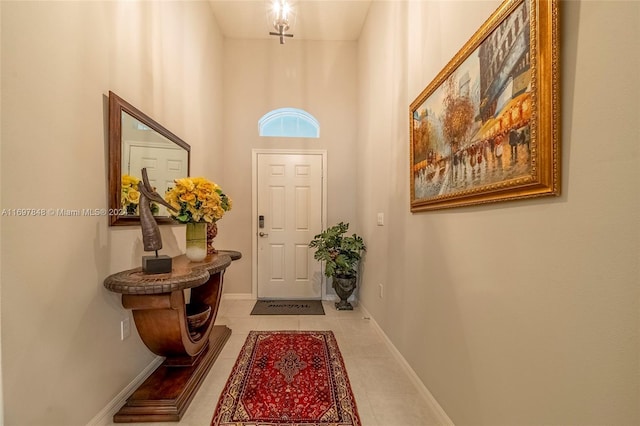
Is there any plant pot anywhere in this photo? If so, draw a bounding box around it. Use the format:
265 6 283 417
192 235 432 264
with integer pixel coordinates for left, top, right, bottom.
185 222 207 262
333 275 357 310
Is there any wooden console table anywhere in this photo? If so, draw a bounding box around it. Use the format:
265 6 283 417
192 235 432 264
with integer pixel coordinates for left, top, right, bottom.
104 250 241 423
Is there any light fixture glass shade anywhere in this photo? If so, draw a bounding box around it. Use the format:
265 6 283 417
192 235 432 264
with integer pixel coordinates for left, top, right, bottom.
266 0 296 44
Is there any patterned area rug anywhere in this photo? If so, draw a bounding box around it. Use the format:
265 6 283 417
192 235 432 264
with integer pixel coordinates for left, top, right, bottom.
211 331 361 426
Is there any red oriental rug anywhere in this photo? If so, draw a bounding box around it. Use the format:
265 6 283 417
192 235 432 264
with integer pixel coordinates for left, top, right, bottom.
211 331 361 426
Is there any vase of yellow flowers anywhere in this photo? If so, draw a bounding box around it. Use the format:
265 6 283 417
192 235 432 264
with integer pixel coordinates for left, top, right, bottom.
165 177 232 262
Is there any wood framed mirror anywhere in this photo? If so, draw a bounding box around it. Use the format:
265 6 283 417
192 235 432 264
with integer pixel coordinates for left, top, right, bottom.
108 91 190 226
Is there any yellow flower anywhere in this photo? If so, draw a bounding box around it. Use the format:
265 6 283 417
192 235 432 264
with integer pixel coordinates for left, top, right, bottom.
165 191 179 207
165 190 176 202
122 174 140 188
127 189 140 204
121 175 142 214
179 192 196 204
195 188 211 201
175 178 195 192
208 191 221 204
164 176 232 224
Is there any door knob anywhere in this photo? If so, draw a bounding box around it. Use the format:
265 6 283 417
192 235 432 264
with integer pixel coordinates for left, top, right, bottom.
259 232 269 237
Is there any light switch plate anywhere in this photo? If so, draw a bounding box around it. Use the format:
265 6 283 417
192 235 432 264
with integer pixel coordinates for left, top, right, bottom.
377 213 384 226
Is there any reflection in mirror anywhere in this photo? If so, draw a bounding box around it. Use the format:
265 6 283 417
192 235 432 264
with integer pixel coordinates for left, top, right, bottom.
120 112 189 217
108 91 190 226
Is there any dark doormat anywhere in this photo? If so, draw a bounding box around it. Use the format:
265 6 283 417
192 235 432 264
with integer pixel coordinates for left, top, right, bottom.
250 300 325 316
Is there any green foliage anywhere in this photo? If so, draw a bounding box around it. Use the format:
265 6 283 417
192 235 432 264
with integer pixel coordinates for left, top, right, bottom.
308 222 366 278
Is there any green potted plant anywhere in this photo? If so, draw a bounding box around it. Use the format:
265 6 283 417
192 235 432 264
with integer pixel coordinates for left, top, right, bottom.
309 222 366 310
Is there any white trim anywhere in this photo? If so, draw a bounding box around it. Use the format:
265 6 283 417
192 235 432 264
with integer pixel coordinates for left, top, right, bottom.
359 304 455 426
251 149 328 300
86 356 164 426
222 293 254 300
223 293 331 301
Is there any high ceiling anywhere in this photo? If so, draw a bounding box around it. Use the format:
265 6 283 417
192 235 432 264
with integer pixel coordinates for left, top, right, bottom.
208 0 372 42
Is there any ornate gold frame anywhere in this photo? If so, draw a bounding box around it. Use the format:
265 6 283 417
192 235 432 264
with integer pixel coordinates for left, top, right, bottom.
409 0 559 212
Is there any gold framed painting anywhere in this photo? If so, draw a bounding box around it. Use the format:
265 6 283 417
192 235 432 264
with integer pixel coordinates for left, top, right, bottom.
409 0 559 212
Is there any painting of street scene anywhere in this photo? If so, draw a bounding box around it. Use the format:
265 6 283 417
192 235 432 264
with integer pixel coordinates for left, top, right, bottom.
411 0 533 204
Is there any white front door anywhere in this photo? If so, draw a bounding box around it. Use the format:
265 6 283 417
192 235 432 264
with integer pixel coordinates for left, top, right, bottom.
256 152 324 299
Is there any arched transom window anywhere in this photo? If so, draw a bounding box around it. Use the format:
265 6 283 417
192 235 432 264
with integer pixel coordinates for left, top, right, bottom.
258 108 320 138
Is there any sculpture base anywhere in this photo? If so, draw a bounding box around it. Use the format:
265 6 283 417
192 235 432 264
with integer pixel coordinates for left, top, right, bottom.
113 325 231 423
142 255 172 274
335 300 354 310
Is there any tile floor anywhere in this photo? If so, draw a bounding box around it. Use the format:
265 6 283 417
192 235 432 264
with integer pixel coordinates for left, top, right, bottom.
109 299 444 426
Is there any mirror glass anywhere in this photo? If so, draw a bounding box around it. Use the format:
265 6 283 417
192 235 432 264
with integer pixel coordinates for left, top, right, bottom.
108 91 190 226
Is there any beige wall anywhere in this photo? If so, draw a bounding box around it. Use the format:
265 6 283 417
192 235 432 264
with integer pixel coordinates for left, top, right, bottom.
0 1 223 424
2 0 639 424
357 1 640 425
0 2 4 420
219 39 358 296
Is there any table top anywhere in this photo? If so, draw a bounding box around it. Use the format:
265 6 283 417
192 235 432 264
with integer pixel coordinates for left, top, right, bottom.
104 250 242 295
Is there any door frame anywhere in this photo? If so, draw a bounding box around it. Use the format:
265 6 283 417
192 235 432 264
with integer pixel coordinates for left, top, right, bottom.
251 149 328 300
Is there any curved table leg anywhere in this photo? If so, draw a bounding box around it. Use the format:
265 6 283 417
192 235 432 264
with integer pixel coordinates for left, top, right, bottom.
115 270 230 422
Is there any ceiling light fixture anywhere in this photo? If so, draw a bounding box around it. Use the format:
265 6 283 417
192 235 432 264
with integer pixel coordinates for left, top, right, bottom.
267 0 295 44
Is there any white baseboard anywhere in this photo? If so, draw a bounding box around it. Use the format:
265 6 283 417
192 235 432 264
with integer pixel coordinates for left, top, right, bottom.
86 356 164 426
223 293 336 302
359 304 454 426
222 293 254 300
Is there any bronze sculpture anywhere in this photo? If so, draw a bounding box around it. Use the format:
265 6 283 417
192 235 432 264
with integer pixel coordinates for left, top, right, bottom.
137 168 178 273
